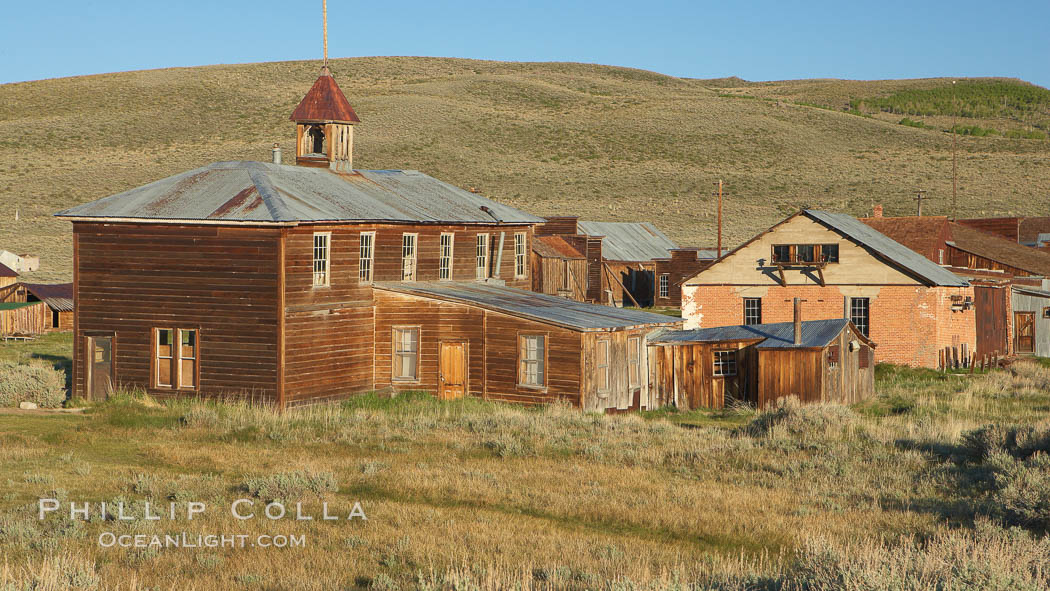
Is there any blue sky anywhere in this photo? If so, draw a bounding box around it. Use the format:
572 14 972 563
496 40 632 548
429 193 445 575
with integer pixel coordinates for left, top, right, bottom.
2 0 1047 87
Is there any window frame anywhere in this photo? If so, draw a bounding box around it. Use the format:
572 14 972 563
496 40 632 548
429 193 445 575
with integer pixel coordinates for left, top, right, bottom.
152 327 199 391
391 326 421 383
743 297 762 326
713 350 738 377
439 232 455 280
628 336 641 388
358 231 375 283
514 232 528 279
850 297 871 337
772 244 793 264
312 232 332 288
476 234 489 280
596 339 611 395
658 274 670 299
517 334 547 389
401 233 418 282
820 243 839 263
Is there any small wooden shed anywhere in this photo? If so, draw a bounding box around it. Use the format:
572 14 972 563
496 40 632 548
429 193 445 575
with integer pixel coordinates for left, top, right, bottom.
1011 285 1050 356
648 310 875 410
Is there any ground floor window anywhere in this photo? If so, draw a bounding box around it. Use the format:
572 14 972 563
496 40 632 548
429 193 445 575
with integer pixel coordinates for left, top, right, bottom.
154 328 197 389
850 297 870 337
713 350 737 377
519 335 546 387
743 298 762 325
393 327 420 381
659 274 670 298
628 336 641 388
597 339 611 393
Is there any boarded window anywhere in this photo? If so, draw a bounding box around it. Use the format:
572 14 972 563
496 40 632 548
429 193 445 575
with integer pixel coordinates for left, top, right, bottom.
659 274 670 298
850 297 870 337
156 329 173 388
359 232 375 283
597 340 611 393
519 335 545 387
514 232 528 278
859 345 871 369
628 336 641 388
393 327 419 381
827 344 840 367
476 234 489 279
154 328 196 389
179 329 197 389
713 350 737 377
439 233 454 280
743 298 762 325
312 232 330 287
562 259 571 291
401 234 417 281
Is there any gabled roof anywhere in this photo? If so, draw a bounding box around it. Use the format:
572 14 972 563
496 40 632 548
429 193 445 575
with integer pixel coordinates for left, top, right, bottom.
20 282 74 312
651 318 871 350
374 282 681 332
803 210 968 287
577 221 678 262
533 235 585 259
290 73 361 123
858 216 951 262
55 161 544 225
948 222 1050 277
0 262 17 278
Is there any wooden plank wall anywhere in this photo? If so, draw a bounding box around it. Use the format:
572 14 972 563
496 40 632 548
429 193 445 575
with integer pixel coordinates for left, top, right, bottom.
0 302 47 335
756 349 823 408
57 311 73 331
534 255 588 301
73 223 282 402
580 329 654 411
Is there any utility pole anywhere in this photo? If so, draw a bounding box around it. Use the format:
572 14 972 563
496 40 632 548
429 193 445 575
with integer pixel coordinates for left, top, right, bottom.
914 190 929 216
951 80 957 221
713 180 724 258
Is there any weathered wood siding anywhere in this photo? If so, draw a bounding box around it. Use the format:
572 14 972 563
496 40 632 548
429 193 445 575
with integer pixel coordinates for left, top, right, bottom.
73 223 282 402
0 302 47 335
580 328 656 411
647 341 755 410
533 254 588 301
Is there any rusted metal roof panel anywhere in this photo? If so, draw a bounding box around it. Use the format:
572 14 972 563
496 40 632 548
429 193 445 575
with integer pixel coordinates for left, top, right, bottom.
653 318 858 349
0 263 17 278
55 162 544 225
290 73 361 123
577 221 678 262
375 281 681 331
805 210 968 287
20 282 74 312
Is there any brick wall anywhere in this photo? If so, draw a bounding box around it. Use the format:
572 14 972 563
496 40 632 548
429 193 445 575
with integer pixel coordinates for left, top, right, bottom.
682 284 976 368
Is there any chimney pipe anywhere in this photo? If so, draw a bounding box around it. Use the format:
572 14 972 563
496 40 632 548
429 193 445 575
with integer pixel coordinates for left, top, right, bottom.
793 297 802 345
271 143 282 165
872 204 883 218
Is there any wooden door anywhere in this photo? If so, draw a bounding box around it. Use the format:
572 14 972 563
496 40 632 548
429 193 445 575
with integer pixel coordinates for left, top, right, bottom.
86 336 114 400
1015 312 1036 353
975 286 1008 356
438 342 467 400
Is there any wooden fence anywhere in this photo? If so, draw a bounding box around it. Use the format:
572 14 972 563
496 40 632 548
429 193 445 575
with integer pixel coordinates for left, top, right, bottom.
0 301 48 335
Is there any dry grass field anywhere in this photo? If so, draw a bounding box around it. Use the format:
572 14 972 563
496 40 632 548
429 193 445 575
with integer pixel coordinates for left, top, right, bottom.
1 335 1049 589
1 58 1048 282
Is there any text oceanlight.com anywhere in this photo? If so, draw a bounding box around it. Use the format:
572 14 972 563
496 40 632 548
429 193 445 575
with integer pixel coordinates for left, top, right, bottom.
98 532 306 549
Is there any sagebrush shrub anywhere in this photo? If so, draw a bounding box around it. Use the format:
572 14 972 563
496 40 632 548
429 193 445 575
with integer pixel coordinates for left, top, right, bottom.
742 399 855 440
0 360 65 408
241 469 337 502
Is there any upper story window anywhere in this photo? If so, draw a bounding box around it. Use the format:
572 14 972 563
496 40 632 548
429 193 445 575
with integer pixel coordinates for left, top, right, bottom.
771 244 839 264
659 274 670 298
476 234 489 280
743 298 762 325
401 233 417 281
359 232 374 283
439 233 454 280
518 334 546 388
850 297 870 337
312 232 331 287
514 232 528 278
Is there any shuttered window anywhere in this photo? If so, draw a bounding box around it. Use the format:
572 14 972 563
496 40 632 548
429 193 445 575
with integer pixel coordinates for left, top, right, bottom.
154 328 196 390
628 337 641 388
476 234 489 279
392 327 419 381
401 234 417 281
514 232 528 278
597 339 611 393
713 350 737 377
312 232 331 287
439 233 454 280
859 345 871 369
359 232 375 283
519 335 545 387
827 344 840 368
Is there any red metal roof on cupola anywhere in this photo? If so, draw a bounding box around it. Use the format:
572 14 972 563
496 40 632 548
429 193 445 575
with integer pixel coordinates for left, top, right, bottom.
290 72 361 123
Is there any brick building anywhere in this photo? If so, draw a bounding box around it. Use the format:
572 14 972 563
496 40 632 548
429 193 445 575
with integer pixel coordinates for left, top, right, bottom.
681 210 975 368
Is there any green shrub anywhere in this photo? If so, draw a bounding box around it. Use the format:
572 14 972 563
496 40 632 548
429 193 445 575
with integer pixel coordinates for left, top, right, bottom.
898 117 927 129
987 451 1050 530
0 360 65 408
742 400 855 440
240 469 337 502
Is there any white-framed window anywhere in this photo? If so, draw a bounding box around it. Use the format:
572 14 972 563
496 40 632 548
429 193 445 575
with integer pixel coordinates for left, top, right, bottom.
743 298 762 325
514 232 527 278
439 233 454 280
518 334 546 387
392 327 419 381
476 234 489 279
154 327 197 390
628 336 641 388
312 232 331 287
659 274 670 298
597 339 611 393
401 233 417 281
713 350 737 377
359 231 375 283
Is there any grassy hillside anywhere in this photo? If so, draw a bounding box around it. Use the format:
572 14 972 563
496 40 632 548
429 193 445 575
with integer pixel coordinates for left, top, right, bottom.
1 58 1049 281
1 334 1049 588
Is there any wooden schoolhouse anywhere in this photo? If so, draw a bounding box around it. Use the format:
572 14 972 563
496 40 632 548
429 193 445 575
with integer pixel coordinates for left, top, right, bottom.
56 67 679 410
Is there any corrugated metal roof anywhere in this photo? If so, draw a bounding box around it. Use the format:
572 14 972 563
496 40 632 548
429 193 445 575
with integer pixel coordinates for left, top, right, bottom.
290 73 361 123
652 318 857 349
20 283 74 312
1012 285 1050 299
374 281 681 331
55 162 544 225
577 221 678 262
804 210 969 287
